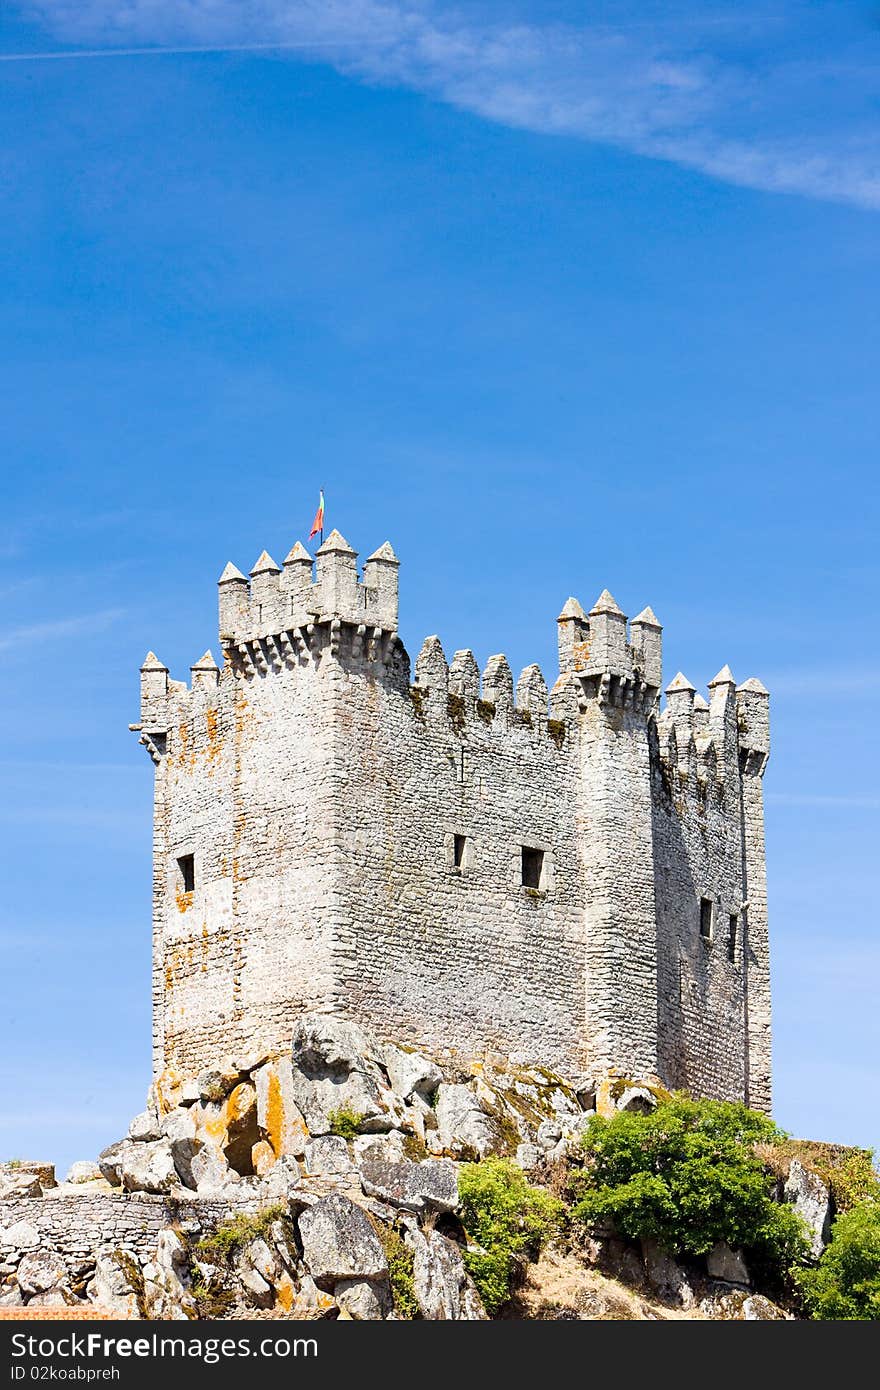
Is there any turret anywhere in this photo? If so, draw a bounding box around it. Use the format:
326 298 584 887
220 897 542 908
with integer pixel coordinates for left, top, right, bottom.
630 606 662 689
218 562 249 643
736 677 770 772
190 650 220 692
282 542 314 620
140 651 169 729
315 530 359 619
363 542 400 629
587 589 629 676
557 597 589 674
250 551 282 635
708 665 739 784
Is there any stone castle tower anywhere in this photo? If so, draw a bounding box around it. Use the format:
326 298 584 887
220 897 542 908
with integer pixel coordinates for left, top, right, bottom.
134 532 772 1111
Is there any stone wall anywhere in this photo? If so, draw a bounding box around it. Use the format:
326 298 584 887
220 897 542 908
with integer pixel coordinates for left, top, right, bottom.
135 533 771 1106
0 1193 238 1272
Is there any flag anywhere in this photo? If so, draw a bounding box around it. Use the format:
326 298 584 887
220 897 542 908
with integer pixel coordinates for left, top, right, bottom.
308 490 325 541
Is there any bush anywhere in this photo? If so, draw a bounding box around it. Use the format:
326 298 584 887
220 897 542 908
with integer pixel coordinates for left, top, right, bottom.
796 1202 880 1320
457 1158 564 1313
195 1203 289 1263
327 1105 362 1141
380 1226 420 1319
572 1095 807 1279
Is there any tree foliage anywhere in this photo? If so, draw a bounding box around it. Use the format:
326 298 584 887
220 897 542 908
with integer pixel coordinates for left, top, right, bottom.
572 1095 807 1277
457 1158 564 1312
796 1202 880 1320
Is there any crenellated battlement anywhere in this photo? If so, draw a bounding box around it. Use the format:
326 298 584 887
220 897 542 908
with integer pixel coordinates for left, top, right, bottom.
657 665 771 801
218 530 399 646
557 588 663 708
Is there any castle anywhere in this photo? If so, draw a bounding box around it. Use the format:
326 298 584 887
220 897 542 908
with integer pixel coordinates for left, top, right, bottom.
133 531 772 1111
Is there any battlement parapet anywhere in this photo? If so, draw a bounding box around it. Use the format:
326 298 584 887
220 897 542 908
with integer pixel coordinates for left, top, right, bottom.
218 531 399 645
658 666 771 794
557 589 663 698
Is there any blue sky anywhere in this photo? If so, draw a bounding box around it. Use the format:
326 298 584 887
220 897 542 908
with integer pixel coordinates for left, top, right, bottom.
1 1 878 1175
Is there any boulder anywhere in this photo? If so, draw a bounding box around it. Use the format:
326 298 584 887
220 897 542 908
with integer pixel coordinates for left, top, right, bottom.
0 1286 24 1308
142 1236 197 1321
742 1294 787 1320
0 1221 40 1252
97 1140 130 1186
298 1194 388 1286
0 1172 42 1199
304 1136 354 1177
170 1137 205 1190
335 1277 390 1320
197 1068 238 1104
435 1084 497 1156
382 1042 443 1102
515 1142 543 1172
293 1013 385 1075
251 1140 276 1175
223 1083 260 1172
119 1140 179 1194
128 1110 161 1142
24 1290 73 1308
616 1086 658 1114
178 1079 201 1106
238 1266 274 1308
259 1155 301 1202
64 1161 103 1185
190 1143 235 1195
407 1226 486 1320
706 1242 750 1285
536 1119 562 1151
155 1229 189 1279
253 1059 309 1158
88 1253 143 1318
160 1109 197 1145
784 1159 833 1259
358 1158 458 1214
353 1132 406 1165
16 1250 68 1297
641 1239 694 1309
290 1013 387 1134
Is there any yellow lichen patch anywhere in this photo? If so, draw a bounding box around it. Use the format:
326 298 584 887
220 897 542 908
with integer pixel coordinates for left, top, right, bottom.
264 1069 283 1157
251 1140 276 1175
275 1272 295 1314
226 1082 257 1126
595 1073 671 1118
573 640 591 670
154 1068 184 1116
197 1107 229 1149
175 887 194 913
205 708 223 769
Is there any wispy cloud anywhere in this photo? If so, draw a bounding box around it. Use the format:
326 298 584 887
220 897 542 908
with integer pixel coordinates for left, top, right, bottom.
0 607 123 652
12 1 880 210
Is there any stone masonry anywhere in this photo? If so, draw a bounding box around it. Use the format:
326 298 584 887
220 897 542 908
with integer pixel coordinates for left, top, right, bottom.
134 532 772 1110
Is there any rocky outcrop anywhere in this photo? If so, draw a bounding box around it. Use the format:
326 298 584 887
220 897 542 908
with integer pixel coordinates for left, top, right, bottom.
0 1012 826 1320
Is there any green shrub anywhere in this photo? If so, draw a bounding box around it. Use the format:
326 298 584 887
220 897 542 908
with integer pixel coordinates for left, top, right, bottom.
572 1096 808 1279
796 1202 880 1320
380 1226 420 1319
195 1203 289 1263
327 1105 362 1142
457 1158 564 1313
